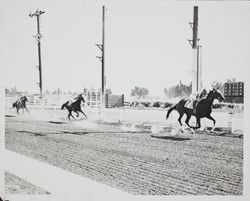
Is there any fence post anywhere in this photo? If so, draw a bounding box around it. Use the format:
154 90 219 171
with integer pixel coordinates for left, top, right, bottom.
90 92 93 108
228 111 233 134
121 94 124 106
105 94 108 108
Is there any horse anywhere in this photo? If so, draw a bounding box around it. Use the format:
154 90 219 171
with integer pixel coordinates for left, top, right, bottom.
61 94 87 120
166 88 225 130
13 96 29 114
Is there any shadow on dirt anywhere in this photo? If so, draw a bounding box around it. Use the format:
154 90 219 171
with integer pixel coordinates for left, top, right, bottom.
5 115 16 118
61 131 90 135
61 130 141 135
48 121 67 124
151 135 191 141
18 130 46 136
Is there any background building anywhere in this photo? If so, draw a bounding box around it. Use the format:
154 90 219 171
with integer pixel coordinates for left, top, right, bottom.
224 81 244 103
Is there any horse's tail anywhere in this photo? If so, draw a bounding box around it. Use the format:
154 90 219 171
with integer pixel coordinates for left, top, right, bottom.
166 105 177 119
12 103 16 108
61 101 69 110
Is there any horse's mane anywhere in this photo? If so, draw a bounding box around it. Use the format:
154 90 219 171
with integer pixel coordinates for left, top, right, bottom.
207 88 221 96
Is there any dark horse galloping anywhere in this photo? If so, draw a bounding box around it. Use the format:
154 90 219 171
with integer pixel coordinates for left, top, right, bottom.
166 89 225 130
13 96 29 114
61 94 87 120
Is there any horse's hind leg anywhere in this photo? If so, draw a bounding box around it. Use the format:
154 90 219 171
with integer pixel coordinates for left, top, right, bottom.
178 113 184 126
195 117 201 130
185 114 192 128
68 111 74 121
74 111 79 117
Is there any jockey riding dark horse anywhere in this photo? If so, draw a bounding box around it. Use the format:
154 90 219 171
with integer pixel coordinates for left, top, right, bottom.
193 89 208 115
166 88 225 130
13 96 29 114
61 94 87 120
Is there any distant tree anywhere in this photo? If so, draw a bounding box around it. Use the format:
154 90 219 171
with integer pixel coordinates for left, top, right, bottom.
164 81 191 98
11 86 18 94
226 78 236 83
131 86 149 98
52 88 62 95
44 90 51 95
57 88 62 95
5 88 11 95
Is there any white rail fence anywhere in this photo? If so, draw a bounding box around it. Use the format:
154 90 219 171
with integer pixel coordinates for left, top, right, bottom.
5 94 102 109
5 95 243 134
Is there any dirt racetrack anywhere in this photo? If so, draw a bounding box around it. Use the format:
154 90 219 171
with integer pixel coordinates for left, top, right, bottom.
5 113 243 195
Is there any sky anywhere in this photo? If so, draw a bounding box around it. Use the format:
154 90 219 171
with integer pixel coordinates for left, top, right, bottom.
0 0 250 97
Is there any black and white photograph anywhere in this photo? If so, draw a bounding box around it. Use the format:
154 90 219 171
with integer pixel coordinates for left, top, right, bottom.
0 0 249 201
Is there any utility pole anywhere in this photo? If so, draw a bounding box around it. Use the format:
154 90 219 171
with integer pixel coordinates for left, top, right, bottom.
29 9 45 98
96 6 106 108
188 6 202 94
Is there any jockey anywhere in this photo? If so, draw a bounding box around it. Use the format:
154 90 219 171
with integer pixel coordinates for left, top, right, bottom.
193 89 207 114
20 96 28 107
20 96 25 101
73 94 81 100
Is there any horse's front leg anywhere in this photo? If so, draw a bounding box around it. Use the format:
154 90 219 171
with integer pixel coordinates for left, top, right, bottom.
80 110 87 119
206 114 216 131
25 107 29 113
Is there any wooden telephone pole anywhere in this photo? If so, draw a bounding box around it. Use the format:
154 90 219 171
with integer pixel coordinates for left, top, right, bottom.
96 6 106 107
29 9 45 98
